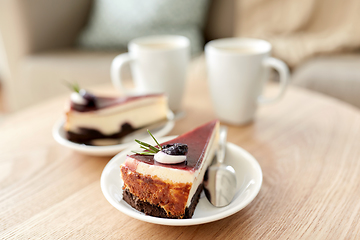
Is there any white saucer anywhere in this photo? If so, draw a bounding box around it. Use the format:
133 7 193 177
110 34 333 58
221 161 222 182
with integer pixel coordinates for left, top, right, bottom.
52 112 175 156
100 136 263 226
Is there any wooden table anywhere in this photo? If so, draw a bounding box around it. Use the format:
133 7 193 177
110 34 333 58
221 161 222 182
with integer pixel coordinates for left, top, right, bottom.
1 59 360 239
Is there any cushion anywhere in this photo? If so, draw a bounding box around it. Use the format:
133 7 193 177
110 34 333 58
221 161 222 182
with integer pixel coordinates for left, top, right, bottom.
236 0 360 68
292 53 360 108
77 0 210 55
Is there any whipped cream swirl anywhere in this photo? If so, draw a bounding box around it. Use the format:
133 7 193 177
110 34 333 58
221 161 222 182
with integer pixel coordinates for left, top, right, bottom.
154 151 186 164
70 92 87 105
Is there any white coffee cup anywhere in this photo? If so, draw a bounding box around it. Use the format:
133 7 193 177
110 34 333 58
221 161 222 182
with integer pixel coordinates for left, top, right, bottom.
111 35 190 112
205 38 289 125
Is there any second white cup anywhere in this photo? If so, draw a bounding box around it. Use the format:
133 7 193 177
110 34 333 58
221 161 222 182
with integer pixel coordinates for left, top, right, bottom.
111 35 190 112
205 38 289 125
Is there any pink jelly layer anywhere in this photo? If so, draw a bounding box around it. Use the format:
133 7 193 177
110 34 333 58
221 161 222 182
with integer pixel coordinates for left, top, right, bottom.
126 120 218 172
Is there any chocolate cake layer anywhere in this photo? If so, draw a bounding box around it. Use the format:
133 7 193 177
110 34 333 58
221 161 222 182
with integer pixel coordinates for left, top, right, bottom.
123 183 204 219
66 122 135 144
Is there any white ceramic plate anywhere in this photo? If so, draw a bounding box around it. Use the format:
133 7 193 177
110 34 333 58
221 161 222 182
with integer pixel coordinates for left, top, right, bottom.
52 112 175 156
100 136 263 226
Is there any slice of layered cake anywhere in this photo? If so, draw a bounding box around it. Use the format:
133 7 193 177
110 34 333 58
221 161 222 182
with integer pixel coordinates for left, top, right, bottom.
64 87 169 144
120 120 220 219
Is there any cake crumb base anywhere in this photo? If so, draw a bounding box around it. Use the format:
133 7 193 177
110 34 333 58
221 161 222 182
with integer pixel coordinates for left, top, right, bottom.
122 184 203 219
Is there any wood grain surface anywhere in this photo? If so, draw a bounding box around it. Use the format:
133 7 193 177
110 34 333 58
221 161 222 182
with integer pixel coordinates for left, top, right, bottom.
1 57 360 239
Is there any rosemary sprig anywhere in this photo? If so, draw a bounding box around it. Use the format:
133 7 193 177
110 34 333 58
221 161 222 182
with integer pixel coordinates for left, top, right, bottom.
64 80 80 93
132 131 162 155
140 146 157 153
131 150 155 155
147 129 162 150
135 139 160 153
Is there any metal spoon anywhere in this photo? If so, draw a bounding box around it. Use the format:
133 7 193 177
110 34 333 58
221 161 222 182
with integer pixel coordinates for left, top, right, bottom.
204 126 237 207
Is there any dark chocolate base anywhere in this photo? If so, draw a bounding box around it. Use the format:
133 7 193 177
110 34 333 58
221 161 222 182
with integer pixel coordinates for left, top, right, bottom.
66 123 135 144
123 184 204 219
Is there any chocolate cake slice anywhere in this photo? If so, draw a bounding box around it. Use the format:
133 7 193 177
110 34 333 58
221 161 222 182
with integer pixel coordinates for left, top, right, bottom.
120 120 220 219
64 90 169 144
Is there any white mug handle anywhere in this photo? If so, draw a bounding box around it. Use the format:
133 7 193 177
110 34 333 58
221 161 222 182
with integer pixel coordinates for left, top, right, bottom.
110 53 134 93
258 57 289 104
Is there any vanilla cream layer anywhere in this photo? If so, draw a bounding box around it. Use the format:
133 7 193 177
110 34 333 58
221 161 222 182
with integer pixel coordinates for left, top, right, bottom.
124 122 219 207
65 96 168 135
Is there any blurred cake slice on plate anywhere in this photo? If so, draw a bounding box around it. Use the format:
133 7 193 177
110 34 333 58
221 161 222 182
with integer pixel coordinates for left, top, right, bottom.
64 88 169 144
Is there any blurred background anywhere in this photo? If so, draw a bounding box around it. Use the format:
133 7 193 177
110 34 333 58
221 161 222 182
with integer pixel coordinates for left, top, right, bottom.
0 0 359 114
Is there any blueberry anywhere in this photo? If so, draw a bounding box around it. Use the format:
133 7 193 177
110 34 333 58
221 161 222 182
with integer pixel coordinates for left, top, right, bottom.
79 89 96 107
162 143 188 155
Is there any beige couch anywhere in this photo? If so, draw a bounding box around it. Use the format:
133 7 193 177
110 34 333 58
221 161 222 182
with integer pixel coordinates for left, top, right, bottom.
1 0 359 112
